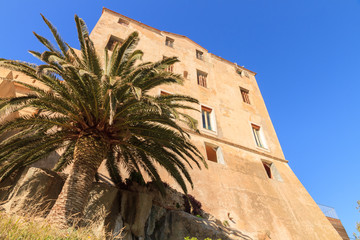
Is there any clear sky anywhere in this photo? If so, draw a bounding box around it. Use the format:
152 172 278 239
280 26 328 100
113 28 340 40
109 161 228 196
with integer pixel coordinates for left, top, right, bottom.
1 0 359 237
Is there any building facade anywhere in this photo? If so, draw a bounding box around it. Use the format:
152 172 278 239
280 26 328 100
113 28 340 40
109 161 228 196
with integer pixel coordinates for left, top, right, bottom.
0 8 343 239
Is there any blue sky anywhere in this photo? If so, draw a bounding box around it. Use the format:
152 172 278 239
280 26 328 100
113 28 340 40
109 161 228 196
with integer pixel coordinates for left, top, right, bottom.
1 0 359 237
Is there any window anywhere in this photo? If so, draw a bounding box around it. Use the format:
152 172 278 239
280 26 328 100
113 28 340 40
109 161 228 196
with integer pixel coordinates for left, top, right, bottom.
163 56 174 73
251 124 266 148
183 71 188 79
261 160 283 181
197 70 207 88
106 36 123 51
196 50 203 60
165 37 174 47
201 105 214 131
240 88 251 104
205 142 225 164
118 18 129 25
262 161 272 178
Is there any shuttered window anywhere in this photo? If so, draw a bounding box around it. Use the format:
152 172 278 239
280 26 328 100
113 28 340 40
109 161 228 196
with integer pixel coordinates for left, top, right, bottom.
240 88 251 104
197 70 207 88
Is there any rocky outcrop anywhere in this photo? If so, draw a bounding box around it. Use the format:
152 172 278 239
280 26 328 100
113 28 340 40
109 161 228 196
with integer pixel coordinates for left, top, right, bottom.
0 167 25 203
1 167 64 217
0 167 253 240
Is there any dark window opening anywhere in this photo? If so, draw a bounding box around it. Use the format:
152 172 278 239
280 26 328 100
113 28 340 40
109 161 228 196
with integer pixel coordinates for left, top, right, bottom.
106 36 123 51
240 87 251 104
196 50 204 60
118 18 129 25
205 144 217 162
197 70 207 88
262 161 272 179
165 37 174 47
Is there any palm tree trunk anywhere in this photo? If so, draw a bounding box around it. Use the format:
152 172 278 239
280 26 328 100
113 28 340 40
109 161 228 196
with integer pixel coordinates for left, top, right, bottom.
47 134 108 228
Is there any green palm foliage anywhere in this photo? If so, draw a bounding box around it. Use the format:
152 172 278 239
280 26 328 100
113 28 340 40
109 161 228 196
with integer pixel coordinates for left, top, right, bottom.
0 15 206 227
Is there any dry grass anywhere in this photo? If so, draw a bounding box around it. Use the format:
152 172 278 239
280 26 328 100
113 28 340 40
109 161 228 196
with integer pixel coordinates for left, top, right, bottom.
0 211 108 240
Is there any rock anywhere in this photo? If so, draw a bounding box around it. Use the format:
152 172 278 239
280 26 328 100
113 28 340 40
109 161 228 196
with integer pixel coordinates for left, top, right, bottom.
120 190 154 238
1 167 64 217
146 205 166 237
147 210 253 240
0 167 26 203
82 182 120 238
112 214 124 239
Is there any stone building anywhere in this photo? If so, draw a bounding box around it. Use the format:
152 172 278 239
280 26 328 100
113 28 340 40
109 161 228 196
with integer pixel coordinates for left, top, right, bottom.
0 8 343 239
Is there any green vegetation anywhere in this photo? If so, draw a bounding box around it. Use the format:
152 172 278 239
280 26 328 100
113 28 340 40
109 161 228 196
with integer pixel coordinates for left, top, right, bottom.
0 14 206 228
0 212 105 240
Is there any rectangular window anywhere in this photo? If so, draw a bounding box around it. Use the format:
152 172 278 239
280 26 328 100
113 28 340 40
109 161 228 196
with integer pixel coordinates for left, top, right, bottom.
118 18 129 25
240 88 251 104
106 36 123 51
165 37 174 47
201 106 213 131
163 56 174 73
205 142 225 164
196 50 203 60
252 124 265 148
197 70 207 88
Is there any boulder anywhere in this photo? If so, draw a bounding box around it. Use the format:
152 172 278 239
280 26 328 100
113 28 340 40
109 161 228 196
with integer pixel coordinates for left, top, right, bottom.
0 167 26 203
120 190 154 239
1 167 64 217
82 182 120 238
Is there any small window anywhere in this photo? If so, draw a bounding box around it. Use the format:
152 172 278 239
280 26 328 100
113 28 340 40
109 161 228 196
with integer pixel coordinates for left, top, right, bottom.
251 124 266 148
262 161 272 178
196 50 203 60
205 142 225 164
183 71 188 79
261 160 283 181
165 37 174 47
240 88 251 104
197 70 207 88
163 56 174 73
106 36 123 51
201 105 214 131
118 18 129 25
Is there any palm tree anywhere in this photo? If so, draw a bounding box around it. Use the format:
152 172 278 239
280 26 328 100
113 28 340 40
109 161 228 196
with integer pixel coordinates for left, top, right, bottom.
0 14 206 228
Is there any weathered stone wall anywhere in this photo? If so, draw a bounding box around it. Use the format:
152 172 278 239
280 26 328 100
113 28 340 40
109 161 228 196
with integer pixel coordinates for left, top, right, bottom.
90 9 342 239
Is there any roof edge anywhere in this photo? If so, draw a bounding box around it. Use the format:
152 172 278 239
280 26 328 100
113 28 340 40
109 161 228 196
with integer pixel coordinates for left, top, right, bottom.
101 7 257 76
